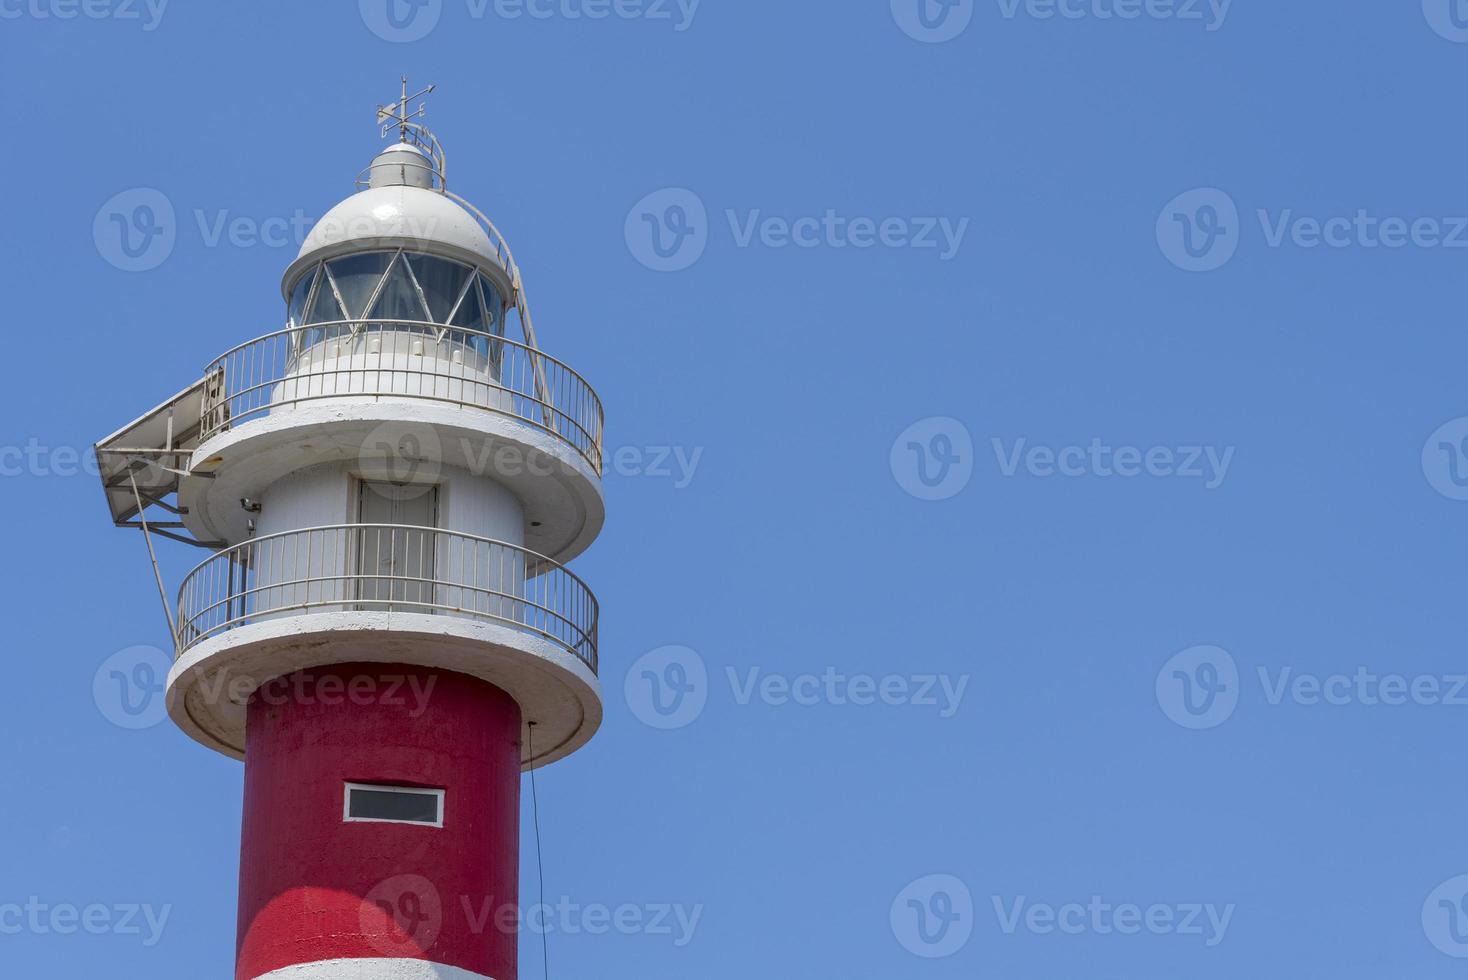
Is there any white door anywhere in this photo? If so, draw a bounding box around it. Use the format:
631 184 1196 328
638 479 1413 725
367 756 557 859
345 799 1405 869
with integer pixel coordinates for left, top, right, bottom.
356 481 438 611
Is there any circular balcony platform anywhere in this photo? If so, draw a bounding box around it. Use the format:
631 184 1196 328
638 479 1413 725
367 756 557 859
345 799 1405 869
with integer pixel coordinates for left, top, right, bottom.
167 524 601 770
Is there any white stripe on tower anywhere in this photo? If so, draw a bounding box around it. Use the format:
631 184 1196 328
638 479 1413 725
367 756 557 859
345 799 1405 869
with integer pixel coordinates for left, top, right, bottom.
252 959 496 980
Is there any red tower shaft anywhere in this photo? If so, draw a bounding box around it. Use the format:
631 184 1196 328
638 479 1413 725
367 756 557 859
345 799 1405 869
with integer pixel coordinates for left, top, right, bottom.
235 664 521 980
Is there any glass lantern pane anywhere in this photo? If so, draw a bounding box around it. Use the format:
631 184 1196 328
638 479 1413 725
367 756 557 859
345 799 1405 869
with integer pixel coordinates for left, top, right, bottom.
369 254 429 324
479 274 504 336
445 276 488 360
287 266 317 328
406 253 472 323
450 278 486 332
307 272 344 320
326 252 393 319
302 269 347 348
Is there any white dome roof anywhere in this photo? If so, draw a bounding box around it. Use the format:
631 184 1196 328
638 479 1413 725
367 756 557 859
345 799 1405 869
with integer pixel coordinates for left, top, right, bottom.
296 184 499 265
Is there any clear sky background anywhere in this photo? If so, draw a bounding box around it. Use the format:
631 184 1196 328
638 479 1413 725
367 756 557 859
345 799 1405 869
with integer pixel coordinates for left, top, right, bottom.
5 0 1468 977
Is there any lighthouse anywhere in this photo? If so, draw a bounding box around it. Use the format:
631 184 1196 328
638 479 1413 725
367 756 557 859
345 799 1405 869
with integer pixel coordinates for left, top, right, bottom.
94 81 605 980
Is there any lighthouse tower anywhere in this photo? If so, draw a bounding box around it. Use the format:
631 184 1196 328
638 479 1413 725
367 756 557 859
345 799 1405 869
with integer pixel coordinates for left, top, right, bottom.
94 82 604 980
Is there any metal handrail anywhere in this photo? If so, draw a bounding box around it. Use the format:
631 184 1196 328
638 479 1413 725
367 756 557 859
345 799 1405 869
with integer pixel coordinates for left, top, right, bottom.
174 523 599 673
199 319 604 473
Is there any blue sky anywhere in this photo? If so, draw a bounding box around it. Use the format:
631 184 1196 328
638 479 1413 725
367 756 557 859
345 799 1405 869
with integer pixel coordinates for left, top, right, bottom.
5 0 1468 977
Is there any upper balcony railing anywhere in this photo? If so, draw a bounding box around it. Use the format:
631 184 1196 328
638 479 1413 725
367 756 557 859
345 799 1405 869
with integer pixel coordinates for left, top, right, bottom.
199 319 604 474
175 523 599 673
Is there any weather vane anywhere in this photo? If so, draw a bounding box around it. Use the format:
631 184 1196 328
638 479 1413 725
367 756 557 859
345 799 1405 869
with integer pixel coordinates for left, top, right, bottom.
376 75 436 143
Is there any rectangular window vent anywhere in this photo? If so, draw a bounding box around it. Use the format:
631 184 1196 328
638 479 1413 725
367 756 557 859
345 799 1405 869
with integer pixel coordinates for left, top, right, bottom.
344 783 445 827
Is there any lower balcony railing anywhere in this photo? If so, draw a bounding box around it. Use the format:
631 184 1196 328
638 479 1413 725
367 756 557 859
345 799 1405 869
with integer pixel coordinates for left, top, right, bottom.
175 524 598 673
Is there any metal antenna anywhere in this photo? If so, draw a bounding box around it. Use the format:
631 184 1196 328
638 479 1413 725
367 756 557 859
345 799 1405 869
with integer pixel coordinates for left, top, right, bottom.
376 75 436 143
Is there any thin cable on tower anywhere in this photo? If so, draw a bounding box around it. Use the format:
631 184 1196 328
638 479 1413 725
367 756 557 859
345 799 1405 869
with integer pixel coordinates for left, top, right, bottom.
527 722 550 980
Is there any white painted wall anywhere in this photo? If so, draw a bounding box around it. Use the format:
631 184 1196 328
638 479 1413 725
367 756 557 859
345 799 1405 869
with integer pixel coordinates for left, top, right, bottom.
272 337 510 415
255 460 523 542
256 462 354 538
252 957 494 980
248 460 527 625
443 470 524 547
